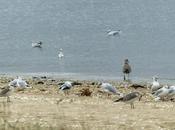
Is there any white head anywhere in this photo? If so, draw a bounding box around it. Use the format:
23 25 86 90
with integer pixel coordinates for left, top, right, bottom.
152 76 158 81
163 85 169 89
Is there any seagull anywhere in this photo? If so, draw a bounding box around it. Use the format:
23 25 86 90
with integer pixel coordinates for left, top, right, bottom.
151 76 161 92
100 83 123 96
32 41 42 48
114 92 142 109
9 76 28 88
153 85 169 100
166 86 175 100
59 81 72 94
167 89 175 99
58 48 64 58
169 85 175 90
8 78 18 87
0 86 14 102
122 59 132 81
107 30 121 36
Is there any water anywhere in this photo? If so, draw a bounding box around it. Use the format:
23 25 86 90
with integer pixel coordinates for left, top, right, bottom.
0 0 175 79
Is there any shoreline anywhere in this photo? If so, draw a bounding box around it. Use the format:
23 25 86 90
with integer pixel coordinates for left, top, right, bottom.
0 72 151 82
1 72 175 85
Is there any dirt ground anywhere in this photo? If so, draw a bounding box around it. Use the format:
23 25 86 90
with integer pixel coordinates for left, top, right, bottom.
0 76 175 130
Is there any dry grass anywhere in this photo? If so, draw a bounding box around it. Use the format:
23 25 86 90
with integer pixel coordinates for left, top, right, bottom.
79 87 92 96
0 77 174 130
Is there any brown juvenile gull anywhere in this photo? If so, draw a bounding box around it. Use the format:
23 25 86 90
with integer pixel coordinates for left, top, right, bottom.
114 92 142 109
0 86 14 102
122 59 132 81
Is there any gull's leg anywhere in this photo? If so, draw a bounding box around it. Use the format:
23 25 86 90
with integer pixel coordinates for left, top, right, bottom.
7 96 10 102
130 103 134 109
124 74 126 81
132 103 135 109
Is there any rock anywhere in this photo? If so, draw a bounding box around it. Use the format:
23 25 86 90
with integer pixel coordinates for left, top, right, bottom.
41 76 47 79
79 87 92 96
39 88 46 92
72 81 82 86
129 84 146 89
37 81 45 84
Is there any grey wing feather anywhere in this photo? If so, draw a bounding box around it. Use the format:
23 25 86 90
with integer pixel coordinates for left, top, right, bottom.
152 86 161 92
123 64 131 73
168 89 175 94
123 92 137 101
168 89 175 97
0 87 10 95
60 84 71 90
154 89 163 96
106 86 117 93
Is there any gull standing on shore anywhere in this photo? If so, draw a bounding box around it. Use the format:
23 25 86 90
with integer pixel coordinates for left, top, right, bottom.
122 59 132 81
153 85 169 101
114 92 142 109
0 86 14 102
99 83 123 96
9 76 28 88
59 81 72 94
151 76 161 92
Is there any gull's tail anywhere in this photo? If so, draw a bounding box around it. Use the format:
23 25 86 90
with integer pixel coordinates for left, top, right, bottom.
114 97 123 102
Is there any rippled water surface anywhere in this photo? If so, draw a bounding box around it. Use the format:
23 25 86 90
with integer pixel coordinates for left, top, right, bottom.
0 0 175 79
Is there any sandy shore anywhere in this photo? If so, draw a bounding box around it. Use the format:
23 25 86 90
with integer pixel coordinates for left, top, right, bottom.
0 76 174 130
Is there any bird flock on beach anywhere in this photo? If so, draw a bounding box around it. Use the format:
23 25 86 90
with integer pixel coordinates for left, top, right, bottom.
0 30 174 109
0 67 174 110
0 57 174 109
57 75 175 109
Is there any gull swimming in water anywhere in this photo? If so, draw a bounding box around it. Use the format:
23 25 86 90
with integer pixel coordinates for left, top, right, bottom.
32 41 42 48
122 59 132 81
0 86 14 102
99 83 123 96
107 29 121 36
58 48 64 58
151 76 161 92
114 92 142 109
